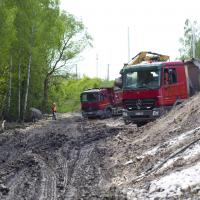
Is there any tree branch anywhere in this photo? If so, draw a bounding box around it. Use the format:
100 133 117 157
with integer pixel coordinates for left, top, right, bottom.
48 34 73 76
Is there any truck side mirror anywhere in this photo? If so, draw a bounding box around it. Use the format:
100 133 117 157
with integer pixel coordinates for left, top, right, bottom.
114 77 122 88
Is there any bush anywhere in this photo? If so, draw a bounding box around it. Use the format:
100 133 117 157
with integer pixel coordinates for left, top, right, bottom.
48 76 113 113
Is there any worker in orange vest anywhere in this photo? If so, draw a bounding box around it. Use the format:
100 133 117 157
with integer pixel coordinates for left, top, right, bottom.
51 102 57 120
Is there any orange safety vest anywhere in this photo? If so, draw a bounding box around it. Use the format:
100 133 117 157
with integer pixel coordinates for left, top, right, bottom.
52 105 56 112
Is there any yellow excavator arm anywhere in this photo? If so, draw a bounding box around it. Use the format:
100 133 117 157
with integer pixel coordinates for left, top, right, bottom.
128 51 170 65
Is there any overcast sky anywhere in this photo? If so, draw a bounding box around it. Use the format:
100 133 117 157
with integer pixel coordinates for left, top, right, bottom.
60 0 200 79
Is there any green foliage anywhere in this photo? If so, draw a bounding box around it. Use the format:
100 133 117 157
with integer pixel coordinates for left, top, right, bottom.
48 76 114 113
47 11 92 74
179 19 200 59
0 1 17 115
0 0 92 120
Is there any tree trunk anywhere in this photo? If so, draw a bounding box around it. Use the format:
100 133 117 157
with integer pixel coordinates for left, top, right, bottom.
18 60 21 121
43 75 50 113
22 25 34 121
0 96 7 120
23 53 32 121
7 55 12 115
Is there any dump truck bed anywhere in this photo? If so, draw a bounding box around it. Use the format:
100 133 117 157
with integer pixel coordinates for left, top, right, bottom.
185 59 200 96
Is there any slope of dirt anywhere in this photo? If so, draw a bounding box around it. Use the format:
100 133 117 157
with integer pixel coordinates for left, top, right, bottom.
102 93 200 199
1 94 200 199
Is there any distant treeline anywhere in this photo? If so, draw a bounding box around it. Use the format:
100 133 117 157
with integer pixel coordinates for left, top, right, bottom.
179 19 200 59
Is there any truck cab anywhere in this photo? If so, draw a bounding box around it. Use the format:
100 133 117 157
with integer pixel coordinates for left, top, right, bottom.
80 88 122 118
120 61 198 124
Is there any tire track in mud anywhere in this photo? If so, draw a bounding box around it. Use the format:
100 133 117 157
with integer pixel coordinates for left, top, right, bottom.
31 154 57 200
63 144 96 199
0 116 122 200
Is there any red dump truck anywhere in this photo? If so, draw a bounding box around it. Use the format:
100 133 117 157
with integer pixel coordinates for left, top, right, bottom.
117 53 200 125
80 87 122 118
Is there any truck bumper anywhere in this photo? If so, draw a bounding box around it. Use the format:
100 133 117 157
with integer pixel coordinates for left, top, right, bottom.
82 110 105 118
122 108 164 122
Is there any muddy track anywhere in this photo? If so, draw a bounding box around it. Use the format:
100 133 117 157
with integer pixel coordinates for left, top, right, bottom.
0 116 122 200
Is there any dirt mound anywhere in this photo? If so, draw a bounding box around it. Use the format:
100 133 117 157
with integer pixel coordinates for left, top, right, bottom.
103 93 200 199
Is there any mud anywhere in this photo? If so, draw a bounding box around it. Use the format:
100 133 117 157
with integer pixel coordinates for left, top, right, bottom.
1 94 200 199
0 114 126 200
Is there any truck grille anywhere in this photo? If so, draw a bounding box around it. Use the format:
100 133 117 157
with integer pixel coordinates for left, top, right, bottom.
123 98 156 110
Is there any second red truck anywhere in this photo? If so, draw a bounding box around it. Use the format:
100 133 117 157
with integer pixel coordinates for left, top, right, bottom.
80 87 122 118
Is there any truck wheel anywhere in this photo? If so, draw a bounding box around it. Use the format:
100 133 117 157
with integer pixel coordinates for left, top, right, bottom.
124 119 131 125
136 122 147 127
106 108 112 118
100 114 105 119
100 111 106 119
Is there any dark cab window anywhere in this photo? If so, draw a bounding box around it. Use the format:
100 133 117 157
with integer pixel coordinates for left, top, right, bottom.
164 68 177 85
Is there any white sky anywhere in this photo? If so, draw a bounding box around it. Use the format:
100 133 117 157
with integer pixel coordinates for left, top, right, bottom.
60 0 200 80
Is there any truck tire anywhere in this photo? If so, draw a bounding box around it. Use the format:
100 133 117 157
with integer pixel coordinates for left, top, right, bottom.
124 119 131 125
106 108 112 118
100 111 106 119
136 122 147 127
172 99 183 109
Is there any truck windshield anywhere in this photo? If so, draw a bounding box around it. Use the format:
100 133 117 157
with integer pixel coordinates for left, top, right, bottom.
123 68 161 89
81 93 99 102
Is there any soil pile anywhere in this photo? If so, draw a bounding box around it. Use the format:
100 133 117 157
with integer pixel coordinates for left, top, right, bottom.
103 93 200 199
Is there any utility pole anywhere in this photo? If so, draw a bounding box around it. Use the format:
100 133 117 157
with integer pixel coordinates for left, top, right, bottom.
107 64 110 81
128 26 130 61
96 54 98 78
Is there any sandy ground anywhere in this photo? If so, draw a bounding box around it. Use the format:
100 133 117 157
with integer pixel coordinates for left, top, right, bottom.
1 94 200 199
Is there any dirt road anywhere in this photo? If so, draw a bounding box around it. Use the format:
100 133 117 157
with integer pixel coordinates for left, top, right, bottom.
1 94 200 200
0 114 127 200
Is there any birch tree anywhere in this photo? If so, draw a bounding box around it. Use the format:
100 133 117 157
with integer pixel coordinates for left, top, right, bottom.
17 53 21 121
43 12 92 111
7 55 12 114
0 1 16 119
23 26 34 121
179 19 200 59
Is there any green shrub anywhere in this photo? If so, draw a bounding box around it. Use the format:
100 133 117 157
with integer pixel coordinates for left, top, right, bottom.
48 76 114 113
